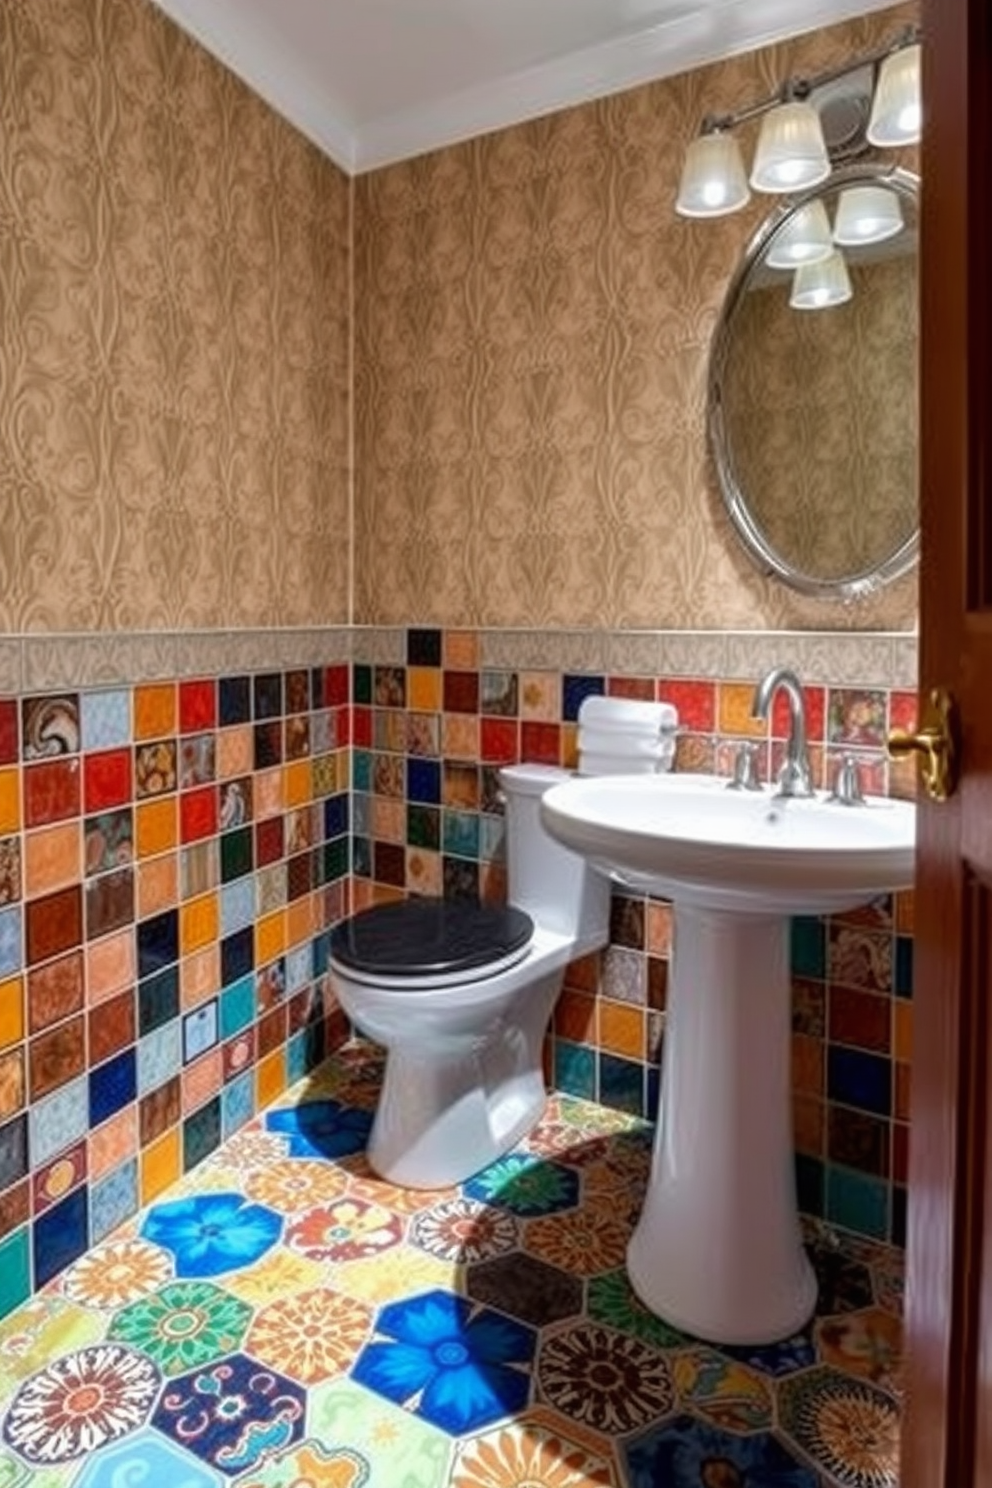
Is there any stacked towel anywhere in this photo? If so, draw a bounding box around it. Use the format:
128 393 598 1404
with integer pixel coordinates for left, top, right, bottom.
576 695 679 776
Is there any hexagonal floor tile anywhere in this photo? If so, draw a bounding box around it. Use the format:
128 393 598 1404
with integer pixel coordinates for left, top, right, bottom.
2 1344 161 1467
586 1270 688 1352
622 1413 819 1488
309 1380 451 1486
242 1158 351 1213
151 1352 306 1477
264 1099 372 1160
809 1244 875 1314
670 1346 775 1434
816 1307 903 1390
221 1437 371 1488
722 1329 818 1378
538 1322 674 1435
284 1195 403 1262
467 1253 583 1329
520 1121 612 1169
463 1154 580 1216
140 1192 282 1279
351 1288 535 1436
60 1239 173 1312
409 1196 520 1263
246 1286 373 1384
451 1412 620 1486
108 1280 252 1376
73 1430 223 1488
524 1207 628 1278
778 1364 900 1487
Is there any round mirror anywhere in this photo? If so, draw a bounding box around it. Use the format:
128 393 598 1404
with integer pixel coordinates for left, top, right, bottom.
709 164 919 600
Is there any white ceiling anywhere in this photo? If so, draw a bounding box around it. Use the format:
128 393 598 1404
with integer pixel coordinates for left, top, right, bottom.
152 0 897 174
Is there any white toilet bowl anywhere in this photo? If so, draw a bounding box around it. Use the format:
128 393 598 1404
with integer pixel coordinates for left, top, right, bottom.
329 764 611 1188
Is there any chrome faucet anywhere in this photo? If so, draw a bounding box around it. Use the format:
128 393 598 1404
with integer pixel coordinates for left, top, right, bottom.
751 667 815 798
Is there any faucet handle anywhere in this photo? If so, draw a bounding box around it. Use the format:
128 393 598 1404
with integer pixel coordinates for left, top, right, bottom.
726 741 763 792
827 753 866 806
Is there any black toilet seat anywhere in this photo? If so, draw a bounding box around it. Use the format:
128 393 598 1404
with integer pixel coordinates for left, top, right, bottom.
329 898 534 983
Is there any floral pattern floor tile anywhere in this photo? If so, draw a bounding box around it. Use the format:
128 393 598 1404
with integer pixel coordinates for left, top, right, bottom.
0 1044 905 1487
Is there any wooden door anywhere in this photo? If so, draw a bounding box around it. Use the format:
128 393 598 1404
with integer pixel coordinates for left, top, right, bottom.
900 1 992 1484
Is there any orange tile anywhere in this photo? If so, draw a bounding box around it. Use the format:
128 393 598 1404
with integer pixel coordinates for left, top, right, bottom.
407 667 441 712
895 890 915 935
180 892 219 957
134 683 176 741
352 878 376 912
793 1094 825 1157
444 630 479 669
89 1105 138 1180
286 895 315 950
718 682 767 739
0 978 23 1049
256 910 286 968
284 760 311 810
372 798 404 843
181 945 220 1010
86 931 136 1006
792 1033 823 1096
23 822 81 897
254 767 283 821
645 902 672 958
561 723 579 770
555 989 596 1044
141 1128 181 1204
136 798 177 858
442 715 479 760
137 854 178 919
894 1000 913 1063
217 726 252 781
182 1048 222 1113
257 1047 287 1109
599 1001 645 1059
563 954 599 995
334 750 350 793
0 769 19 835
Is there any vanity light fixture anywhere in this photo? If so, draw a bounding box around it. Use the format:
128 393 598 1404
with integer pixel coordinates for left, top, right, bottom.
675 26 921 219
833 184 904 245
765 199 834 268
789 249 853 310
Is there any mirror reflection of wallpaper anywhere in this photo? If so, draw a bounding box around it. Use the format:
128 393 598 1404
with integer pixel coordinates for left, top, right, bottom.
0 0 351 632
354 3 919 630
722 255 918 581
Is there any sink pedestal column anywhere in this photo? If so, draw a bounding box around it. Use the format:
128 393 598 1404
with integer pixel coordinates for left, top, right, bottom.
627 904 817 1345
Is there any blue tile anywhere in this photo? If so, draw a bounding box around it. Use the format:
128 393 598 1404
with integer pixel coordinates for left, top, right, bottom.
285 943 312 994
221 1071 254 1139
312 931 331 977
30 1078 88 1167
287 1030 308 1085
221 926 254 985
137 908 179 979
138 967 180 1037
218 675 251 727
352 792 370 836
599 1053 645 1117
352 837 371 878
562 673 605 722
0 906 21 977
795 1153 824 1219
790 917 826 978
895 935 913 998
0 1113 28 1188
324 793 348 839
33 1186 88 1288
220 877 255 938
646 1065 661 1119
183 1001 219 1063
825 1165 890 1241
90 1048 137 1126
443 809 480 860
623 1414 818 1488
220 976 256 1039
554 1039 596 1101
75 1431 224 1488
0 1229 31 1319
138 1021 182 1096
827 1046 892 1117
90 1157 139 1244
353 665 372 704
253 672 283 720
80 689 130 752
407 758 441 805
183 1096 222 1172
353 750 372 792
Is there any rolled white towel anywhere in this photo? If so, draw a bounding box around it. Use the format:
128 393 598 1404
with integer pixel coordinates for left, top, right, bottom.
578 747 675 776
577 696 678 734
578 727 676 760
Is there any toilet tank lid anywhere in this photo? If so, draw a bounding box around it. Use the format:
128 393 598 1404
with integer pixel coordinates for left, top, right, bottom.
497 763 572 795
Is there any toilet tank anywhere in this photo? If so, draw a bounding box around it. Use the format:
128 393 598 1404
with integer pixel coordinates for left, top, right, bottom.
498 764 610 953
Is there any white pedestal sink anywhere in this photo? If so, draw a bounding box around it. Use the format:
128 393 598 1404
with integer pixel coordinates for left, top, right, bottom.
541 772 915 1345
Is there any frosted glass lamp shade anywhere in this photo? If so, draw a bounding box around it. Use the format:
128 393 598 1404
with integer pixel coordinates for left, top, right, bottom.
750 101 831 193
790 250 853 310
833 185 905 245
675 132 750 217
867 43 922 146
766 200 834 268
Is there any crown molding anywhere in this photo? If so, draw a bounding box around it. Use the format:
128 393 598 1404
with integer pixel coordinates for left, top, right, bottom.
153 0 901 177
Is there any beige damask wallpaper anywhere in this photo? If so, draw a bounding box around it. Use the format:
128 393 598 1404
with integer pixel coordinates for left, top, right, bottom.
354 3 919 631
0 0 351 634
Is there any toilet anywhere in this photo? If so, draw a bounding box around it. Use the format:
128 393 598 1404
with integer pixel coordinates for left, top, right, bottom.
329 763 611 1188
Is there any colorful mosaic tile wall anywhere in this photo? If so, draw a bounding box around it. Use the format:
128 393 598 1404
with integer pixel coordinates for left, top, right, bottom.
351 628 917 1253
0 658 352 1320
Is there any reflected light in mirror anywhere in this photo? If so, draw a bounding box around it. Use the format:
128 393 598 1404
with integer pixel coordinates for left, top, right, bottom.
675 131 750 217
750 101 831 193
789 249 853 310
833 185 904 245
867 42 922 145
766 199 834 268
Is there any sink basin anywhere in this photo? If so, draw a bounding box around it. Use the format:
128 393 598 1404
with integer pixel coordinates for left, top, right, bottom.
541 771 915 915
540 770 916 1346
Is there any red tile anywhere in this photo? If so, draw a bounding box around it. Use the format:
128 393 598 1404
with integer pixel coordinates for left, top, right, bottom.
324 666 349 707
657 679 716 734
829 985 891 1054
889 690 917 732
223 1028 255 1083
25 886 83 966
336 707 352 747
88 989 136 1065
32 1140 87 1215
256 817 284 868
84 749 133 813
24 759 81 828
443 671 479 714
520 721 561 765
480 718 518 765
28 1015 85 1098
257 1005 287 1058
352 707 372 748
179 679 217 735
607 677 655 701
772 685 826 742
0 701 17 766
180 786 218 844
0 1180 30 1239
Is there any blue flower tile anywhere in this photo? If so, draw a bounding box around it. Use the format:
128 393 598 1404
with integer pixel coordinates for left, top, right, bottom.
141 1192 281 1277
152 1352 305 1476
463 1153 579 1216
352 1289 534 1435
623 1413 817 1488
265 1099 371 1160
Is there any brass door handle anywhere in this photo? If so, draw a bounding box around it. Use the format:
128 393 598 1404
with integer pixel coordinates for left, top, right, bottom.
887 686 959 802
